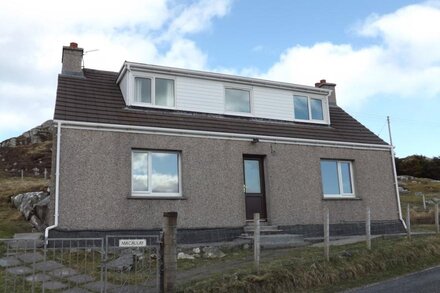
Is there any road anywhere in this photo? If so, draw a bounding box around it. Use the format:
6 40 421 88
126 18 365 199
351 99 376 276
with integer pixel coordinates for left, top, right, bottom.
348 266 440 293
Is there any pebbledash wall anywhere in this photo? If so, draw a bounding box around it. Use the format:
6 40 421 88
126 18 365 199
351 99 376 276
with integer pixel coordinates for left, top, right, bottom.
48 126 404 242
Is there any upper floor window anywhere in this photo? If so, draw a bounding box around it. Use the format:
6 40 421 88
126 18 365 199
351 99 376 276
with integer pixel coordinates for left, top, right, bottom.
320 160 355 198
293 95 324 121
225 88 251 113
134 77 175 107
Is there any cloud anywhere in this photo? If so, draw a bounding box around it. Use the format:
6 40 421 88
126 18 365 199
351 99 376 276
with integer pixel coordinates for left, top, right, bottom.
0 0 231 141
260 2 440 108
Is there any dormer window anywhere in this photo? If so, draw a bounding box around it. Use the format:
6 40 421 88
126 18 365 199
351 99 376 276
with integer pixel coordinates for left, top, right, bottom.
134 76 175 107
225 88 251 113
293 95 324 122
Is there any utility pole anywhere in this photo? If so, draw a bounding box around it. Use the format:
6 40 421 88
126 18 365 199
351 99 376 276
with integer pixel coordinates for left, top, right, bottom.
388 116 407 230
387 116 393 147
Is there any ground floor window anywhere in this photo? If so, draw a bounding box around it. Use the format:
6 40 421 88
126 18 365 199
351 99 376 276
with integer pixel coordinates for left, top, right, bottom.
131 150 181 197
320 160 355 198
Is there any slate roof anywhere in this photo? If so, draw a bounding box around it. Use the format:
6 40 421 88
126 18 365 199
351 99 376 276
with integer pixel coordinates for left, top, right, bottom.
54 68 387 145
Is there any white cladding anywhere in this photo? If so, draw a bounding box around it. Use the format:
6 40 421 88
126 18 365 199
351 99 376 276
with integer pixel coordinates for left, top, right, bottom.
119 68 330 124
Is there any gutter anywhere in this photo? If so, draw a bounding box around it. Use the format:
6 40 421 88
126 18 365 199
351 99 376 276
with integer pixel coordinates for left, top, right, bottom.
390 146 407 230
44 121 61 241
55 119 392 151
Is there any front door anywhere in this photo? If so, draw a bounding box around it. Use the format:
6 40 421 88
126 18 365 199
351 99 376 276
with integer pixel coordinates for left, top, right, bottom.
243 156 267 220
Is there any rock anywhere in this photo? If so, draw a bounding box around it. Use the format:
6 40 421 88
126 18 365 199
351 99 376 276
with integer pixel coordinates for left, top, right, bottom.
398 186 408 193
415 192 424 196
192 247 200 254
105 254 133 271
177 252 195 260
11 191 50 231
243 244 250 250
202 246 226 258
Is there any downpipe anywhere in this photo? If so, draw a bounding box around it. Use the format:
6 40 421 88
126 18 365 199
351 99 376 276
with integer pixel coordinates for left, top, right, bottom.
44 121 61 242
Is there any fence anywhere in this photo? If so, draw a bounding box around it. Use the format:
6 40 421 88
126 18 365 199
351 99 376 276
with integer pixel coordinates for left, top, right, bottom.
0 235 161 292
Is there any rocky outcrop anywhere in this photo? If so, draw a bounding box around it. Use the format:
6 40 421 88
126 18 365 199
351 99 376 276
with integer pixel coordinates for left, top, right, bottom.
12 191 50 231
0 120 53 177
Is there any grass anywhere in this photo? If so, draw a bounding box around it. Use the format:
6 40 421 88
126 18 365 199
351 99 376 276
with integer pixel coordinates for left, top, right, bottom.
179 235 440 292
0 176 49 238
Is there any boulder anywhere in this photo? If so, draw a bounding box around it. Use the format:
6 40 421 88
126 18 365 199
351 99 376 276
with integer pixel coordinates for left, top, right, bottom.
177 252 195 260
11 191 49 231
202 246 226 258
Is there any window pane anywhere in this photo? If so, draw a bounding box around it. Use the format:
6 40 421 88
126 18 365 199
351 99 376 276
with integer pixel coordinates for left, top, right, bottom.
294 96 309 120
340 162 353 194
135 77 151 103
244 160 261 193
311 98 324 120
225 88 250 113
132 152 149 192
151 152 179 193
320 161 340 194
155 78 175 107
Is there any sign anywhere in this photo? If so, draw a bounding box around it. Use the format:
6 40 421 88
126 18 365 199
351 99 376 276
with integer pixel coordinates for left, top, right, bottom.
118 239 147 248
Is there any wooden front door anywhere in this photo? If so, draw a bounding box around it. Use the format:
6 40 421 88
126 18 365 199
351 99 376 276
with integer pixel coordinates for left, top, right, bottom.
243 156 267 220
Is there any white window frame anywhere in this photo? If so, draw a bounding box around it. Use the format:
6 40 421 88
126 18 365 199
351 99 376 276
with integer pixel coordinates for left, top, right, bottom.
131 149 182 198
223 85 254 116
321 160 355 198
293 95 328 124
130 72 176 109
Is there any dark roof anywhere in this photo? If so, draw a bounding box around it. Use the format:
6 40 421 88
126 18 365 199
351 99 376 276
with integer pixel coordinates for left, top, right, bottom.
54 69 387 146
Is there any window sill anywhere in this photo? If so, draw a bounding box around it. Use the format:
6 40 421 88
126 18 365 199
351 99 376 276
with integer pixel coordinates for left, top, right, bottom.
322 197 361 201
127 195 187 200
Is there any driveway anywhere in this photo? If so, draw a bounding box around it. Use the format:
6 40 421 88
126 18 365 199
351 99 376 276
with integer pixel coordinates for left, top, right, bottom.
347 265 440 293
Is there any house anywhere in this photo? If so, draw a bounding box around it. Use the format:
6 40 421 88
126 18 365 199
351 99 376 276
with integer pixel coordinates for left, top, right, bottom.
46 42 405 242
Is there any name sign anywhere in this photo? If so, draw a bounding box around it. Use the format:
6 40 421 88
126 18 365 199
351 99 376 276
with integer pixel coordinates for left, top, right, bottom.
118 239 147 248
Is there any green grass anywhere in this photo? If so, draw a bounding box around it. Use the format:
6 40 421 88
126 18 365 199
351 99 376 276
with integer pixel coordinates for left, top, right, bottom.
0 177 49 238
179 235 440 293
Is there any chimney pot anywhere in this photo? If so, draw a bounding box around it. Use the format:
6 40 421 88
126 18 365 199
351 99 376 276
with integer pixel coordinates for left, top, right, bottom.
70 42 78 49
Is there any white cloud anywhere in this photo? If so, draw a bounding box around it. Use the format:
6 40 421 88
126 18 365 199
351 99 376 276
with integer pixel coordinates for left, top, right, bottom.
0 0 231 141
261 2 440 108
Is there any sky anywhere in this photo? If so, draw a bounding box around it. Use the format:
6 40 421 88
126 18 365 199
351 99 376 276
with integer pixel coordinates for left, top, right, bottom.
0 0 439 158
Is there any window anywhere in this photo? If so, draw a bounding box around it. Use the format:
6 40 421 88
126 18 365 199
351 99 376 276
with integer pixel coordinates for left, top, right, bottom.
225 88 251 113
320 160 354 197
132 150 181 197
293 95 324 121
134 77 175 107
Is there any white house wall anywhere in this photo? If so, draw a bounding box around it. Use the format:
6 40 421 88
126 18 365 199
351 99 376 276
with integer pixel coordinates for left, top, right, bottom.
176 76 224 114
120 71 330 123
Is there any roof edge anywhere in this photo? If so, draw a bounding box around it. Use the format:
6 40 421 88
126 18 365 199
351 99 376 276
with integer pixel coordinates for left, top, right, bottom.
116 61 330 95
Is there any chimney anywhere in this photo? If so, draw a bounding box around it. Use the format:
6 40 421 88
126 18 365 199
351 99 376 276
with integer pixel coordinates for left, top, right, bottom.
315 79 336 105
61 42 83 76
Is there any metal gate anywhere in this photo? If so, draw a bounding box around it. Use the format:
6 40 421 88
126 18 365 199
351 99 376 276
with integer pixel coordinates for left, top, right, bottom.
104 235 160 293
0 235 160 292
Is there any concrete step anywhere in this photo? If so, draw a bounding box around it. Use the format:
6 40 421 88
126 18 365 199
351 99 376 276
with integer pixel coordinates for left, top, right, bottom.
9 233 44 249
239 234 306 249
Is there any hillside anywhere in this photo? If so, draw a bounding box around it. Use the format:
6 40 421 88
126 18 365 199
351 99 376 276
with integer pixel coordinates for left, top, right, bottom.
0 121 53 237
0 120 53 178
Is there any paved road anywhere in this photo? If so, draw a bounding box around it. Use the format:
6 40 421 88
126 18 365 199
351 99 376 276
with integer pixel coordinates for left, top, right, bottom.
347 266 440 293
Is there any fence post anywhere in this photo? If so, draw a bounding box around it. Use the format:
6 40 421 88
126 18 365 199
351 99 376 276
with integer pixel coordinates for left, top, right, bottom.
44 168 47 180
422 194 426 210
21 169 23 180
366 207 371 250
163 212 177 293
436 203 439 234
254 213 260 273
406 204 411 240
324 207 330 261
